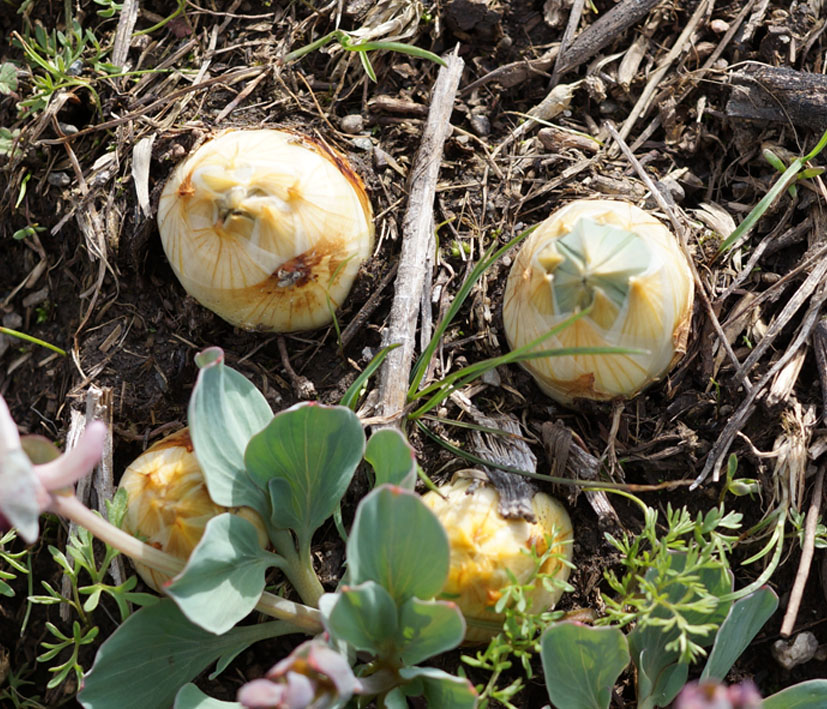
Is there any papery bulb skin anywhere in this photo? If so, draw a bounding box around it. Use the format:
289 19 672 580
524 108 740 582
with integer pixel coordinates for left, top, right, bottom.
421 478 573 642
158 129 374 332
118 428 268 591
503 199 694 403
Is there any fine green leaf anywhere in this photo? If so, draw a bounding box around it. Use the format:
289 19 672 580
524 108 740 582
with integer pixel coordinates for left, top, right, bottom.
397 597 465 666
245 403 365 546
541 622 629 709
409 225 539 397
174 684 241 708
188 347 272 518
320 581 399 657
630 556 733 709
701 587 778 682
78 600 293 709
398 666 478 708
346 485 449 605
165 514 281 634
763 680 827 709
365 428 417 490
340 344 399 410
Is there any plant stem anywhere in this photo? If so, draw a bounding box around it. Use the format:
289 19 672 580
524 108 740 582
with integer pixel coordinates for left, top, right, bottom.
52 494 323 633
0 327 66 356
270 528 325 608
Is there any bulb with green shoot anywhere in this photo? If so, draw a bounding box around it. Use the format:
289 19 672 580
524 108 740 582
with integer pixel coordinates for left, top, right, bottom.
503 199 694 403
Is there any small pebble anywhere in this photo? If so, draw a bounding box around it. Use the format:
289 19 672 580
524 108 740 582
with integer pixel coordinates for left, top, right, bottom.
340 114 364 134
481 368 501 386
22 287 49 309
469 114 490 137
3 313 23 329
710 19 729 33
374 146 390 169
47 172 71 187
350 137 373 152
772 632 818 670
0 313 23 358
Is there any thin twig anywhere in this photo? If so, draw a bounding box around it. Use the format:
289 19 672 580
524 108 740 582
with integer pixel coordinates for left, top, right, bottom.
549 0 586 86
376 49 464 422
278 336 317 400
616 0 712 143
780 465 825 637
692 281 827 487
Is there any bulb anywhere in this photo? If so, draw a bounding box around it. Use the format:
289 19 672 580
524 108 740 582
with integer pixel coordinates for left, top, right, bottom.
503 199 694 403
157 129 374 332
118 428 268 591
421 478 573 641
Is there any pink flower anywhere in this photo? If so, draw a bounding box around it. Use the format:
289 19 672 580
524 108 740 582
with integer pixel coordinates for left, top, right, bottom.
238 639 362 709
675 679 762 709
0 394 105 543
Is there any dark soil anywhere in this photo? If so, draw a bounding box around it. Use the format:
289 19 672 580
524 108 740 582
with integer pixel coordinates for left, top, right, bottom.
2 1 826 707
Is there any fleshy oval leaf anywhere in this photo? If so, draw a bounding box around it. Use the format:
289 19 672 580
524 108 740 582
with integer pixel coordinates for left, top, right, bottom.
244 402 365 545
188 347 272 519
541 622 630 709
346 485 449 605
166 514 282 634
365 428 417 490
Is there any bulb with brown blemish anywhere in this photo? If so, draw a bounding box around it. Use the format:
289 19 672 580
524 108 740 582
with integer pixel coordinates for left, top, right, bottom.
118 428 268 591
157 129 374 332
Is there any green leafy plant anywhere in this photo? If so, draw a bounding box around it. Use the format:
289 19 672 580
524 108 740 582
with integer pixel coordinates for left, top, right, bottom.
92 0 122 18
461 542 573 708
540 585 827 709
0 662 45 709
789 508 827 549
720 128 827 252
28 494 156 689
75 347 475 707
11 14 118 117
601 501 742 665
762 145 825 199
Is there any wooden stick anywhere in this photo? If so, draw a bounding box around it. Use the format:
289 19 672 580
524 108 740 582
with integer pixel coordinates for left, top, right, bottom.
727 62 827 132
780 466 825 637
555 0 661 75
376 50 464 422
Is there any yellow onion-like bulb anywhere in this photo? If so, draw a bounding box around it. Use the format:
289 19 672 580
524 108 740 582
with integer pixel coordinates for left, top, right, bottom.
421 478 573 642
503 199 694 403
118 428 268 591
157 129 375 332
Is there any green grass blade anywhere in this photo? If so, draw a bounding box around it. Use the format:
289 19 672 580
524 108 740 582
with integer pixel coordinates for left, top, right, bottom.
340 344 400 410
408 225 539 398
720 127 827 252
0 327 66 356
